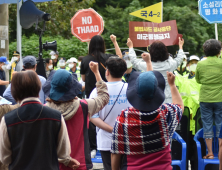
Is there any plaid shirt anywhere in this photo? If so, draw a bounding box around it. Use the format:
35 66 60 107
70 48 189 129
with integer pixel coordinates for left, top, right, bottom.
111 103 182 155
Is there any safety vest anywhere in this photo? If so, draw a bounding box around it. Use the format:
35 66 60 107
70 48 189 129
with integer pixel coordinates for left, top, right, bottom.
55 66 70 71
10 62 16 80
69 69 81 81
175 73 200 135
174 69 189 76
76 70 81 81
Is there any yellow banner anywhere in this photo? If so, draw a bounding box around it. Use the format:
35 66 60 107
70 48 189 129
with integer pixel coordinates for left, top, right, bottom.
129 2 162 23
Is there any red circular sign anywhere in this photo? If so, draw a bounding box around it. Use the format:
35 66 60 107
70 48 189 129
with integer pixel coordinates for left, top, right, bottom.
70 8 104 42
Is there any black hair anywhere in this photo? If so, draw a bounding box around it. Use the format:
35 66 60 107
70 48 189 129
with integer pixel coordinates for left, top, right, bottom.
78 56 84 61
105 57 127 78
88 35 105 63
150 41 169 62
203 39 221 57
24 63 35 69
45 58 50 64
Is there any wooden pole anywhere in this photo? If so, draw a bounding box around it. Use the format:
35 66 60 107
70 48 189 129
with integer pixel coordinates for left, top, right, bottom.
0 4 10 82
0 4 9 58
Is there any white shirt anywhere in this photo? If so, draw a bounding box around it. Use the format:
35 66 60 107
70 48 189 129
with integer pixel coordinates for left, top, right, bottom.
90 81 131 150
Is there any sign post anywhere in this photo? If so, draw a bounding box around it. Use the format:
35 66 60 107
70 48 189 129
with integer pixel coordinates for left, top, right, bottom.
70 8 104 42
198 0 222 40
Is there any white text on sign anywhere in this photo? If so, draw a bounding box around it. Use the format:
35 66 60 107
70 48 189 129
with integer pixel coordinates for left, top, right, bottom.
137 33 170 40
76 16 99 34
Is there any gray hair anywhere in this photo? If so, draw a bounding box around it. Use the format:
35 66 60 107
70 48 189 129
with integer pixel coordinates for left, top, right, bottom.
203 39 221 57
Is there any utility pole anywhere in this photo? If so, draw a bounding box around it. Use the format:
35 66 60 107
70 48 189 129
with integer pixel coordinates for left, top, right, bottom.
0 4 10 82
0 4 9 58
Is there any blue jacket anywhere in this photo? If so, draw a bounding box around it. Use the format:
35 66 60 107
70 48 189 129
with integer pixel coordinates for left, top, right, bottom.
3 75 46 104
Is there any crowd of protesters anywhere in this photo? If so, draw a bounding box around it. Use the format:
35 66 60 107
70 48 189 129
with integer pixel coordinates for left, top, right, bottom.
0 34 222 170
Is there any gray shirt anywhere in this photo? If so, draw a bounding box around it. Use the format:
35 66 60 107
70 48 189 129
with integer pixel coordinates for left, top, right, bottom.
15 59 23 71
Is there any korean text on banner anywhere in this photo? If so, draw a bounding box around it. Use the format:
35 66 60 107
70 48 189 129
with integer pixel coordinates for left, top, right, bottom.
199 0 222 24
129 2 162 23
129 20 179 47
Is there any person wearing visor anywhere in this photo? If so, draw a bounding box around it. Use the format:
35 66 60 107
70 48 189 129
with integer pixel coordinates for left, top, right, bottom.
0 56 10 96
50 51 59 69
187 55 200 79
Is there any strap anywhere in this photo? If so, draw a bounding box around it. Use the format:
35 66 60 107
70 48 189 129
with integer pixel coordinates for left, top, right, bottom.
97 83 125 132
100 62 106 70
91 54 106 70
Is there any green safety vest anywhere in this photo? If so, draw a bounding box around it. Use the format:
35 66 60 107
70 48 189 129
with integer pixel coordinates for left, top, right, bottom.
55 66 70 71
175 73 201 135
69 69 81 81
76 70 81 81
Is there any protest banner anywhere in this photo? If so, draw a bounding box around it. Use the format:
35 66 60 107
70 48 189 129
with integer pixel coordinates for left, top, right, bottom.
129 20 181 47
70 8 104 42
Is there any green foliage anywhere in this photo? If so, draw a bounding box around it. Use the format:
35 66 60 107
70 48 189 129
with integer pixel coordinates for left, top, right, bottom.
9 34 88 60
9 0 95 42
102 0 145 51
163 6 209 56
8 0 222 58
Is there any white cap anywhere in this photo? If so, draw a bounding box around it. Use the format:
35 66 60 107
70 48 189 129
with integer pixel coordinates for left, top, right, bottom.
69 57 78 63
189 55 200 61
50 51 56 55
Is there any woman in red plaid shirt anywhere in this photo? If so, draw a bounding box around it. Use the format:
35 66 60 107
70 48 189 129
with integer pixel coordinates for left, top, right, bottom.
111 51 184 170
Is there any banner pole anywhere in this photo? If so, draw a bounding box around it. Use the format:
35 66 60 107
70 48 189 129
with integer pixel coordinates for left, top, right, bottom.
215 23 218 40
161 0 163 22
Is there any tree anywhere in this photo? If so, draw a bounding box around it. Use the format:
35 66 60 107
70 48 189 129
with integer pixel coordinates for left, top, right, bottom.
8 0 95 42
163 5 210 56
102 0 145 51
9 34 88 60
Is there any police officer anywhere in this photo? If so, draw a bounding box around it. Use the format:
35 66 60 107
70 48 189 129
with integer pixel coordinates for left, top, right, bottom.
10 51 23 79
